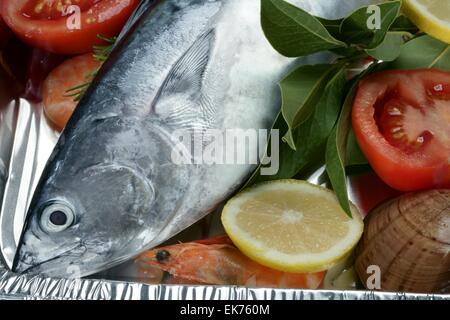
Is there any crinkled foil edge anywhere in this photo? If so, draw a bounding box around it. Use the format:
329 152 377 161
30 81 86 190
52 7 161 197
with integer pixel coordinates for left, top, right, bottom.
0 269 448 300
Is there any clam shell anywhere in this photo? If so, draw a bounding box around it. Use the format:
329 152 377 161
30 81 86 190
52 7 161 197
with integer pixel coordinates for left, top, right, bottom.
355 190 450 293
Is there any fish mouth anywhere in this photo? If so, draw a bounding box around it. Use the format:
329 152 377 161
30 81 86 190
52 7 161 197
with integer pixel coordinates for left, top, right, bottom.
12 243 87 277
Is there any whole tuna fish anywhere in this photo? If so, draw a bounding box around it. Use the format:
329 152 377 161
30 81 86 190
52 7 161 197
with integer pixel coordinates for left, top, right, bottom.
13 0 370 277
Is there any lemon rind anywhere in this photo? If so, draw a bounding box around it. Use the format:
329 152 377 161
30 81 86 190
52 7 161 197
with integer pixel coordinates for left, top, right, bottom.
403 0 450 44
221 180 364 273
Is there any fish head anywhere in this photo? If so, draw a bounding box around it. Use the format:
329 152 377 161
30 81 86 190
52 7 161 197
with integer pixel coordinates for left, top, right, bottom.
13 119 192 278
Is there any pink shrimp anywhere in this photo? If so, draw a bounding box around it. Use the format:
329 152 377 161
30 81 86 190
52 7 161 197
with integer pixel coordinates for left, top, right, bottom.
136 236 325 289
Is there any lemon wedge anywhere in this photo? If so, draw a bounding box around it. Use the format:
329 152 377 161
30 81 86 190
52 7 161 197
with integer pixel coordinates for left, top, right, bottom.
221 180 364 273
403 0 450 44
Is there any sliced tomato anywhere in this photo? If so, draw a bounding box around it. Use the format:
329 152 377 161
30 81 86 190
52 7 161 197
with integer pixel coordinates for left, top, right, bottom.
1 0 139 54
43 53 101 130
352 69 450 192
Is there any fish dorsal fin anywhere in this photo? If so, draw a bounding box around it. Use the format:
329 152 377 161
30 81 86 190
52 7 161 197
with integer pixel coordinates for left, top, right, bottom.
151 29 217 131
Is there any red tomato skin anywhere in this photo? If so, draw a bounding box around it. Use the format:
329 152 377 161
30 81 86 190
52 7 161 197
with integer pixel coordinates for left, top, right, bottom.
349 173 402 217
1 0 140 54
352 69 450 192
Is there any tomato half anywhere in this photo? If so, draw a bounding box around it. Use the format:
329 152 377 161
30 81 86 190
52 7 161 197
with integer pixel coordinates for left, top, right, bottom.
352 69 450 192
1 0 139 54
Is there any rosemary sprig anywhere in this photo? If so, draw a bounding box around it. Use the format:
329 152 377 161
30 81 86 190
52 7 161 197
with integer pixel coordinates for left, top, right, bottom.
64 35 116 102
64 70 98 102
93 35 117 62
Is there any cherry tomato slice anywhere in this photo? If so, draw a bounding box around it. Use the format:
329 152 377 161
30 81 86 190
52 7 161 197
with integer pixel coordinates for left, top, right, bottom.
352 69 450 192
1 0 139 54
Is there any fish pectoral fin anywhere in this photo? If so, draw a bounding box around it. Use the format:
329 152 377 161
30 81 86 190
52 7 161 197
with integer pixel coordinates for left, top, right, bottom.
151 29 216 129
154 28 214 97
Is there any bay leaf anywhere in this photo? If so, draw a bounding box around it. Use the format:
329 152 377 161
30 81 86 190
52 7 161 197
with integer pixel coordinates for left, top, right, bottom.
261 0 346 57
325 65 377 217
339 1 401 49
325 93 356 217
390 15 419 33
280 63 340 150
317 17 343 40
246 66 348 186
366 31 412 62
346 129 368 167
387 35 450 70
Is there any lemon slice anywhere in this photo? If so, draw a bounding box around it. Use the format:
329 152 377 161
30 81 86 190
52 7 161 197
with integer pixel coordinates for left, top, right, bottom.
403 0 450 44
221 180 363 273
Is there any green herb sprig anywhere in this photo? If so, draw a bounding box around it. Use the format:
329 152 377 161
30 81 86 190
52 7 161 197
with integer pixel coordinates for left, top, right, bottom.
64 35 116 102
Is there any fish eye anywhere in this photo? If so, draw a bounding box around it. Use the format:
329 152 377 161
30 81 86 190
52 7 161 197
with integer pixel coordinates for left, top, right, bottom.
40 202 75 233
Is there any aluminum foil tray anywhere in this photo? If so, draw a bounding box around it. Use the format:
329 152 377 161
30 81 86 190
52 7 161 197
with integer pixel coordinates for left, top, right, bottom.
0 0 449 301
0 267 448 300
